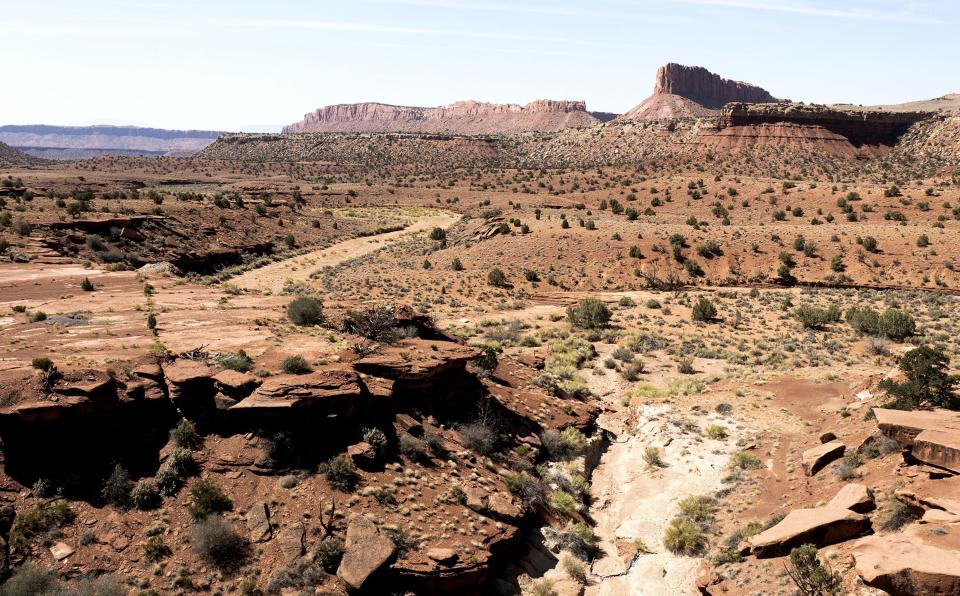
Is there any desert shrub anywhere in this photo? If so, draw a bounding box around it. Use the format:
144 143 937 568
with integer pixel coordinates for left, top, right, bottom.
451 257 463 271
505 472 546 504
691 297 716 322
188 478 233 520
399 434 427 461
706 424 727 440
0 564 59 595
457 420 497 455
144 535 172 562
321 456 359 491
154 466 183 496
487 267 508 287
166 447 198 476
619 296 636 307
10 501 73 553
101 464 132 509
344 305 407 343
566 298 612 329
361 426 388 456
795 304 840 329
785 544 842 595
730 452 763 470
540 427 587 460
550 491 578 518
562 554 587 583
281 354 312 374
663 517 705 555
31 356 54 371
170 418 202 450
880 346 959 410
677 495 714 523
80 277 95 291
221 350 253 372
266 558 328 593
643 446 666 469
191 515 250 570
877 308 915 341
316 536 345 571
286 296 324 325
845 306 880 335
130 479 162 510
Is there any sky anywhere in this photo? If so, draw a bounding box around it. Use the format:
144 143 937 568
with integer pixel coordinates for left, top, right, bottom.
3 0 957 131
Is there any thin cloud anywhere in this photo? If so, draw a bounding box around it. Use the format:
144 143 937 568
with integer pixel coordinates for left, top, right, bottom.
359 0 678 22
669 0 943 24
216 17 587 45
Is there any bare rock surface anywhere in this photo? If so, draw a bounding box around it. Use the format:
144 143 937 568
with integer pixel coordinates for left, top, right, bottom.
337 514 396 590
801 441 845 476
747 507 869 557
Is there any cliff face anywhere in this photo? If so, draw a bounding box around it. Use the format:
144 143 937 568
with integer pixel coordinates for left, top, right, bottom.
654 63 781 108
620 63 783 121
716 103 930 147
282 100 603 134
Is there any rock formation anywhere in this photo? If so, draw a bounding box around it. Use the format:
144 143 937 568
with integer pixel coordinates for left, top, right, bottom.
620 63 783 121
0 125 219 160
283 99 604 135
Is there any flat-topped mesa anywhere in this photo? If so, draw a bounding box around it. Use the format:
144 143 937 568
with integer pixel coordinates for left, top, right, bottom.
620 62 784 121
282 99 602 134
718 102 931 147
655 63 782 109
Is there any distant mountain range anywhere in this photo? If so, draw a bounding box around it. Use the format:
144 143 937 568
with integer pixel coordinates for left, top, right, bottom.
0 125 221 160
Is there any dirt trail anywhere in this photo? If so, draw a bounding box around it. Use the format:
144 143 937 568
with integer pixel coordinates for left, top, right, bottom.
231 211 459 293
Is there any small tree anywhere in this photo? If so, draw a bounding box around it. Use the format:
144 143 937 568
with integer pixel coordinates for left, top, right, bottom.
784 544 842 595
880 346 959 410
567 298 611 329
691 297 716 322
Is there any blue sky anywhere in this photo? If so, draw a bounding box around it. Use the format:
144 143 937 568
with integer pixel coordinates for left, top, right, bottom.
3 0 957 131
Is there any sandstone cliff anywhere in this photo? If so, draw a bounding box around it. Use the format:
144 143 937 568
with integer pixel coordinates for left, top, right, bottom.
283 99 604 134
620 63 783 121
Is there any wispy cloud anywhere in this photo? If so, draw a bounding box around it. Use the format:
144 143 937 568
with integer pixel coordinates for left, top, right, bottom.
669 0 942 25
216 17 586 44
358 0 678 22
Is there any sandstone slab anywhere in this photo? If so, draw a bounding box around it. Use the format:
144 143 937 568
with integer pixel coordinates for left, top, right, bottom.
337 514 396 590
911 429 960 473
853 531 960 595
747 507 869 558
827 483 875 513
801 441 845 476
874 408 960 447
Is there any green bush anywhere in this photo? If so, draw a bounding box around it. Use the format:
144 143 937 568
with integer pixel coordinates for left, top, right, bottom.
10 501 73 553
286 296 324 325
80 277 95 291
144 535 172 562
845 306 880 335
663 517 705 555
487 268 508 287
321 456 359 491
281 354 312 374
877 308 915 341
101 464 132 509
191 515 250 570
691 297 716 322
31 357 54 371
188 478 233 520
166 447 198 477
221 350 253 372
170 419 202 450
567 298 612 329
785 544 842 595
131 479 162 510
0 564 59 595
880 346 959 410
795 304 840 330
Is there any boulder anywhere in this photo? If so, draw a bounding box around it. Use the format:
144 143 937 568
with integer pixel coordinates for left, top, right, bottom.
920 509 960 524
50 542 74 561
346 442 377 468
213 369 261 398
801 441 845 476
277 522 305 562
337 514 396 590
246 502 272 543
162 360 216 413
827 483 875 513
895 476 960 516
352 339 480 383
747 507 869 558
427 547 458 565
819 431 837 443
874 408 960 447
911 429 960 473
853 531 960 595
231 366 363 413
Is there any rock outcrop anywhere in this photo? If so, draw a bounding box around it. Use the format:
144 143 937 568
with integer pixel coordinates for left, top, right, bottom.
283 100 604 135
0 125 219 159
620 63 783 121
337 514 396 590
853 523 960 595
745 507 870 558
801 441 845 476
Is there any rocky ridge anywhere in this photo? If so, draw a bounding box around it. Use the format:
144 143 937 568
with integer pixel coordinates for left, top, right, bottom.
283 100 606 135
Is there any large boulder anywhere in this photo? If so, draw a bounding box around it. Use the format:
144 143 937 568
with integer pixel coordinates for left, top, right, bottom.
874 408 960 447
827 483 875 513
231 366 363 414
746 507 870 558
213 369 261 399
352 339 480 383
853 529 960 595
337 514 396 591
801 441 845 476
895 476 960 516
911 429 960 474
